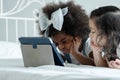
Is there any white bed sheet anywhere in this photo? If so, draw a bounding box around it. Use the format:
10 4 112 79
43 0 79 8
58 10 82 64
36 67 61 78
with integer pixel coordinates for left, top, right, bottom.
0 62 120 80
1 41 120 80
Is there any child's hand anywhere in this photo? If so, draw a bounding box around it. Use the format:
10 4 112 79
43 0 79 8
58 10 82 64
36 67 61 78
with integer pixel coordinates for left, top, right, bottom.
90 41 102 54
108 59 120 69
90 41 108 66
70 37 82 54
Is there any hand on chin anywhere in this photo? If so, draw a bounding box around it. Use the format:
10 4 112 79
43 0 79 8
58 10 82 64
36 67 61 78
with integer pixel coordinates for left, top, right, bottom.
91 41 102 53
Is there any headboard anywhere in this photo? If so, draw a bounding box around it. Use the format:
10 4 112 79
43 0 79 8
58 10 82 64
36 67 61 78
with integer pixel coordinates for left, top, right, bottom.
0 16 38 43
0 0 68 43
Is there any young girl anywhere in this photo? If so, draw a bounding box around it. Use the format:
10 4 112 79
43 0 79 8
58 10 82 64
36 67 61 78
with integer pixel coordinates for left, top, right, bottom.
97 12 120 69
89 6 120 67
96 12 120 69
36 1 94 65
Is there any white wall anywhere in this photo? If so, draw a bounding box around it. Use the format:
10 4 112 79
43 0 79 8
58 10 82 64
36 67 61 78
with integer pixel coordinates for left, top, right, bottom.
0 0 120 42
0 0 119 18
74 0 120 15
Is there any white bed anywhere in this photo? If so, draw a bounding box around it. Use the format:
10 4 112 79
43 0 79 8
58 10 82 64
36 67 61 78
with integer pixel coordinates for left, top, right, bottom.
0 42 120 80
1 0 120 80
1 64 120 80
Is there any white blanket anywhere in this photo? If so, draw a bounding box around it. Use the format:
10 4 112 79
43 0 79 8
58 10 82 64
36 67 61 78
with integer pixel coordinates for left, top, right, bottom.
0 41 120 80
0 63 120 80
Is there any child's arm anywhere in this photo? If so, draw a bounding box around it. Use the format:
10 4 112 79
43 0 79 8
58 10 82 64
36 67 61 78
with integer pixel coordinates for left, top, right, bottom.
71 51 95 65
91 42 108 67
70 37 95 65
93 51 108 67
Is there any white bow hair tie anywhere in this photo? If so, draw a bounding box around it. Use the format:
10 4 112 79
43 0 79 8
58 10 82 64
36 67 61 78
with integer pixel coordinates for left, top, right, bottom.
39 7 68 31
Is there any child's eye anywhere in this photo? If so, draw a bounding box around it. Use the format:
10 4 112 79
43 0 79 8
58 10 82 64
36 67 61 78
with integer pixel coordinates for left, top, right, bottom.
90 30 96 33
62 40 67 44
91 31 96 33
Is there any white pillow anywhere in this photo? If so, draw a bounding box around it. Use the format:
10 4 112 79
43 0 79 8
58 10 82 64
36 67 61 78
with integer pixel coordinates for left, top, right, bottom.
0 41 22 59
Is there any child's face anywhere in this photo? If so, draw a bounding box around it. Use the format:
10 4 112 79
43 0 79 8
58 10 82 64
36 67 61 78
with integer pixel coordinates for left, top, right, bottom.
89 19 107 47
51 32 73 53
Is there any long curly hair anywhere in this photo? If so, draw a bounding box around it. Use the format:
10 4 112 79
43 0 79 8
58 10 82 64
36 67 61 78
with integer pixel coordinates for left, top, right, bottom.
39 1 89 42
96 12 120 61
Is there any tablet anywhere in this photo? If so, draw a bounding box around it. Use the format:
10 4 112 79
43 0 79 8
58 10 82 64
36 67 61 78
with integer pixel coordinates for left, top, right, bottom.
19 37 64 67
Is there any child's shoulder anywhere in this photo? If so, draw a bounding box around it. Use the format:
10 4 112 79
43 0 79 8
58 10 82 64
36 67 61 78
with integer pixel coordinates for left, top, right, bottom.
84 38 92 57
